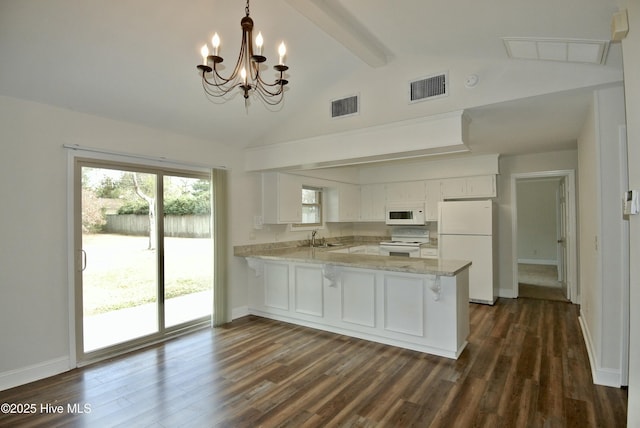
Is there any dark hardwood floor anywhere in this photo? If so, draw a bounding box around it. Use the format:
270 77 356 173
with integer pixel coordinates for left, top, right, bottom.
0 298 627 427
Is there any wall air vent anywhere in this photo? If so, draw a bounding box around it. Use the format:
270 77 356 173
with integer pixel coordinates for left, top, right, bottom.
409 72 448 103
331 94 359 118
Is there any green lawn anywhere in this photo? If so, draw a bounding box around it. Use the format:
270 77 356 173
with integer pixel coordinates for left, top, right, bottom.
81 234 212 316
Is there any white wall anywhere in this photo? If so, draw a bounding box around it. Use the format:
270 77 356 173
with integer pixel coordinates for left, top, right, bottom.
497 150 579 298
516 180 559 264
577 85 627 386
357 154 500 184
0 95 245 389
622 1 640 424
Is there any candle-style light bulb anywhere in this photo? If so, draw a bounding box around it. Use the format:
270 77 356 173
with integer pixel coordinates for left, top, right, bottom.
211 33 220 56
200 44 209 65
278 42 286 65
256 32 263 55
240 67 247 84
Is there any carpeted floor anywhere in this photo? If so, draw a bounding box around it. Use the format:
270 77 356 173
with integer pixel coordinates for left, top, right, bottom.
518 263 562 287
518 263 569 302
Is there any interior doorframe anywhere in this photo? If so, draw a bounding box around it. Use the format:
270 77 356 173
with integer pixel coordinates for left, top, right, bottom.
510 169 578 303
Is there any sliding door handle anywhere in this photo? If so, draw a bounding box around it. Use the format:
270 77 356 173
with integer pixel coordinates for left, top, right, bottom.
80 249 87 272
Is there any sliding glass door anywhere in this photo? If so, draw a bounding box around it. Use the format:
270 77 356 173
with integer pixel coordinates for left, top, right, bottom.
75 159 212 362
163 174 213 327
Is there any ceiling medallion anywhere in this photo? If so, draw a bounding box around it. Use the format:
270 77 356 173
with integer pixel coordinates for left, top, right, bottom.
196 0 289 107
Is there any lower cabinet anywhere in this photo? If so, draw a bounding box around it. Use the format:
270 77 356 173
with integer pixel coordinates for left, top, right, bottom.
293 264 324 317
246 258 469 359
264 262 290 311
340 269 377 328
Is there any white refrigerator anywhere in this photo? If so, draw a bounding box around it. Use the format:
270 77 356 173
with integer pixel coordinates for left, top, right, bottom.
438 200 497 305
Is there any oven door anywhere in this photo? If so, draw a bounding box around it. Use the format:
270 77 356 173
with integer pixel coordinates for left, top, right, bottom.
379 245 421 258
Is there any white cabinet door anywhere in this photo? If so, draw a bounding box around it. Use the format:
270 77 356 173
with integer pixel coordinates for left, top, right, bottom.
342 184 361 221
264 262 290 310
425 179 442 221
383 274 424 336
466 175 496 197
294 264 324 317
441 175 496 199
360 184 386 221
262 172 302 224
440 178 467 199
326 183 361 222
386 181 425 203
340 269 377 328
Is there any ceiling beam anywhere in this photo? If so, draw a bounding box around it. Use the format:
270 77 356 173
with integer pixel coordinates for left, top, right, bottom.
284 0 389 67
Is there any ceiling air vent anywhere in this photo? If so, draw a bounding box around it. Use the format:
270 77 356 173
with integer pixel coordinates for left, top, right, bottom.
331 94 359 118
409 72 448 103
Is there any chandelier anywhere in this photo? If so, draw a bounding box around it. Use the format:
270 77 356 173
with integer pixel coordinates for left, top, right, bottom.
196 0 289 107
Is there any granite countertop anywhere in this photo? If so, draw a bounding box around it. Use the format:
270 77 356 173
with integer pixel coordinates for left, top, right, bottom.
236 245 470 277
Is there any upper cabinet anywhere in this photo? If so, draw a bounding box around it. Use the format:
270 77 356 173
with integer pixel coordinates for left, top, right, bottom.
425 180 443 221
262 172 302 224
441 175 497 200
260 172 496 225
385 181 426 203
326 183 361 222
360 184 386 222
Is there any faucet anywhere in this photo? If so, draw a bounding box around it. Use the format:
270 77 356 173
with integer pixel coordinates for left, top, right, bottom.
311 230 318 247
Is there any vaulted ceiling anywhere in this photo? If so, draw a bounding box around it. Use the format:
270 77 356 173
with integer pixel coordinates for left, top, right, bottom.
0 0 626 160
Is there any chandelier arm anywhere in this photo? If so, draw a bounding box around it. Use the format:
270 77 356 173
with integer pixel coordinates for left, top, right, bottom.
255 74 287 89
206 23 250 90
254 81 284 97
202 80 240 98
254 80 285 99
217 31 246 86
253 86 284 106
201 72 244 98
203 69 234 88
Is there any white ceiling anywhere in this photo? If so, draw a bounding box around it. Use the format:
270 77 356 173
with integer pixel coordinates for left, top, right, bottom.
0 0 627 162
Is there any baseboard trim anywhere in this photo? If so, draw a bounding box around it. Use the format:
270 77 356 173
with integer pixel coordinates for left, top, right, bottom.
578 315 621 388
0 357 71 392
499 287 517 298
518 259 557 266
232 306 249 320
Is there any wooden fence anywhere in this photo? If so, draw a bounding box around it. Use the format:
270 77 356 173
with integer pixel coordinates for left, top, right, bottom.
105 214 211 238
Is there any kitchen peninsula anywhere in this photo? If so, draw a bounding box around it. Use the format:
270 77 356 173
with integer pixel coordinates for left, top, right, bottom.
235 244 471 359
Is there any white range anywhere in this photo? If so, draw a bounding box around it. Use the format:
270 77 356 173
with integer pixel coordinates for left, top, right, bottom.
379 227 437 259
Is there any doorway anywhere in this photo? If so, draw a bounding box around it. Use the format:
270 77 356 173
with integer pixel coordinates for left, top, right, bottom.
74 158 213 363
511 170 577 302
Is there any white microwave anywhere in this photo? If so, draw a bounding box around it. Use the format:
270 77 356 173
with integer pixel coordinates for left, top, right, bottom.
385 204 426 225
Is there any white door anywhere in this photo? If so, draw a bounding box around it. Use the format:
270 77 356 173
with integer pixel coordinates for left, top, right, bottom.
556 178 569 299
